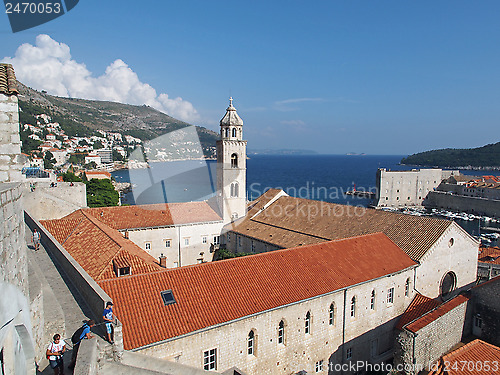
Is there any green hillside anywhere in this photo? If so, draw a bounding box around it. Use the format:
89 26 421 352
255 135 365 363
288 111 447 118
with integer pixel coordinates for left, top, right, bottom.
401 142 500 168
17 82 219 156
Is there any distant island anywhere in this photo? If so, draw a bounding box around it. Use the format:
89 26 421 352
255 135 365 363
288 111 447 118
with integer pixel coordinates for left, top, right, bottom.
247 149 317 156
401 142 500 169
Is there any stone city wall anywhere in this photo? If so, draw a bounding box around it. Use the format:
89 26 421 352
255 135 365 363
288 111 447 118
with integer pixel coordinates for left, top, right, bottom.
425 191 500 218
0 93 23 183
0 182 28 294
23 181 87 220
24 211 109 321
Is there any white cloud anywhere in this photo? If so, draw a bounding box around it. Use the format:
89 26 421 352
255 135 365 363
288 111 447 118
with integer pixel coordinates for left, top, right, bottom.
2 34 200 123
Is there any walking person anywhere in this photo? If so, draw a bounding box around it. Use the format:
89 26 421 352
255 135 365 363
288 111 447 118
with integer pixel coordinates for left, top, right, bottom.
32 228 40 251
102 302 114 343
46 334 66 375
68 320 94 370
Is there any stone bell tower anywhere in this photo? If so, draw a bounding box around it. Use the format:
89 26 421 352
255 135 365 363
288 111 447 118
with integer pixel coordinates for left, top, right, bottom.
216 98 247 224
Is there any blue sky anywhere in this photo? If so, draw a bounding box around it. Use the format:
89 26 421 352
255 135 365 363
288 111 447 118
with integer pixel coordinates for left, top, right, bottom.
1 1 499 155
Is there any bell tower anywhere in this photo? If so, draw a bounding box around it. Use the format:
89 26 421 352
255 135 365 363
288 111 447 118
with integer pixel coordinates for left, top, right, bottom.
216 97 247 224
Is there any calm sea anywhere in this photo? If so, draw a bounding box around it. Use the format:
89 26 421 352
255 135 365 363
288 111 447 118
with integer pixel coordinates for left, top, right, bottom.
112 154 500 240
112 154 500 206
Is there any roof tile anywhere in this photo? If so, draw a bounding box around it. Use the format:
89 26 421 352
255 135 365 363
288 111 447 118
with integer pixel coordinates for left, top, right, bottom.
98 233 417 350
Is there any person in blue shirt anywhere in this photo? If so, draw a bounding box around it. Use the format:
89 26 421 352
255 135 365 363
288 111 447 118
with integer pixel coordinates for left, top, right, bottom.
102 302 114 343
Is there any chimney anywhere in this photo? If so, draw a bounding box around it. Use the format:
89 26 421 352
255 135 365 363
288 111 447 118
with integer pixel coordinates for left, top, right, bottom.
159 253 167 268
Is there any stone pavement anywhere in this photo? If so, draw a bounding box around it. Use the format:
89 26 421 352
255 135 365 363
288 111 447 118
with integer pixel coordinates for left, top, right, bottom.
26 224 109 374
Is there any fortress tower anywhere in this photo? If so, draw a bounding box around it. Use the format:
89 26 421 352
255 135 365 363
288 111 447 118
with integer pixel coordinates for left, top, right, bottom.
216 98 247 224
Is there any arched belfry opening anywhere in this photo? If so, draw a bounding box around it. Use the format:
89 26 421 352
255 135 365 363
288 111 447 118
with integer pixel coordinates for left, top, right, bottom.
231 153 238 168
216 97 247 224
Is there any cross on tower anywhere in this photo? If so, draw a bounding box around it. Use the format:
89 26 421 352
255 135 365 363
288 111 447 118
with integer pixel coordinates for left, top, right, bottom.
229 97 233 107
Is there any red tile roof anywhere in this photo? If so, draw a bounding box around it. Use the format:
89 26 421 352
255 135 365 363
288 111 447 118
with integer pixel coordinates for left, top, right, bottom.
396 293 441 330
428 339 500 375
83 201 221 230
231 193 455 261
0 63 18 95
479 246 500 265
98 233 417 350
405 295 469 333
41 211 162 281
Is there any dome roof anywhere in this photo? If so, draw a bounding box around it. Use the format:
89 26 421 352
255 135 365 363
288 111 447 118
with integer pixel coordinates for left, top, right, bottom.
220 97 243 126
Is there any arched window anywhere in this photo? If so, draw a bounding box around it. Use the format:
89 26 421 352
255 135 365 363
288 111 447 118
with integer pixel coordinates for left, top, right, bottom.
350 297 356 317
305 311 311 334
370 290 376 310
329 303 335 325
225 128 230 138
247 330 255 355
231 153 238 168
232 127 237 137
441 271 457 299
278 320 285 344
230 182 239 198
405 278 411 297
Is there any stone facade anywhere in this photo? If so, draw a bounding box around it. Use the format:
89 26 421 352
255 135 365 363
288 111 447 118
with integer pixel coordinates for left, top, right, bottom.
375 168 458 208
124 220 224 267
137 268 416 375
469 278 500 347
414 223 478 299
0 92 23 183
394 299 468 374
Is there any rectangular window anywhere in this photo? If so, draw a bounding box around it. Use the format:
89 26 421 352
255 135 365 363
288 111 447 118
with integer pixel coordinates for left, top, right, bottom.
346 348 352 360
173 261 178 268
213 236 220 245
227 233 230 242
202 236 207 244
387 287 394 304
165 239 171 248
203 348 217 371
315 360 323 372
474 315 482 328
145 242 151 250
251 241 255 252
184 238 190 246
238 236 242 247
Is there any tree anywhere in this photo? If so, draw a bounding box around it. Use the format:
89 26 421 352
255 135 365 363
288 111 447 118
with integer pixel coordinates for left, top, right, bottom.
93 140 104 149
112 149 124 161
86 179 119 207
44 151 56 170
61 171 83 182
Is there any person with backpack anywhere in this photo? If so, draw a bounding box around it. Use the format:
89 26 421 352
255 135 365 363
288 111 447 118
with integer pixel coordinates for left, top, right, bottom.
68 320 94 370
46 334 66 375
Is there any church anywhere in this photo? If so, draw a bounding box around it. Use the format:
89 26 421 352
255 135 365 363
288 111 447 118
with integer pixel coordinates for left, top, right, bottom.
39 99 480 374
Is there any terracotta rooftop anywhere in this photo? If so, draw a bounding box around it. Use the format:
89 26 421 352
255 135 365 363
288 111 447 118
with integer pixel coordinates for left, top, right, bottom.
41 210 162 281
82 201 222 230
478 246 500 264
0 64 18 95
395 293 441 330
428 339 500 375
405 295 469 333
231 193 455 261
98 232 417 350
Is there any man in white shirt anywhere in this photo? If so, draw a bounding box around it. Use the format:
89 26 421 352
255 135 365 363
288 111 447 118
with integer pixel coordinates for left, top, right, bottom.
46 334 66 375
